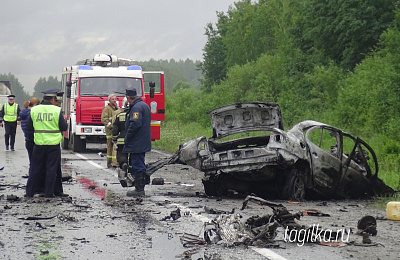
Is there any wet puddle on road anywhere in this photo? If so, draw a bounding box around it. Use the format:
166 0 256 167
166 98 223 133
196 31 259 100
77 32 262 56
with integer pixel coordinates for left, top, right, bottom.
145 229 206 259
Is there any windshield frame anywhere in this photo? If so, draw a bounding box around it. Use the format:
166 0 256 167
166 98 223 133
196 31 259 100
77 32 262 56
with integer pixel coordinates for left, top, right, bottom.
79 77 143 97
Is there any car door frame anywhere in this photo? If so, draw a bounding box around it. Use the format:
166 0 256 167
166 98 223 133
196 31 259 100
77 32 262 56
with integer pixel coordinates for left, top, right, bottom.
305 125 344 197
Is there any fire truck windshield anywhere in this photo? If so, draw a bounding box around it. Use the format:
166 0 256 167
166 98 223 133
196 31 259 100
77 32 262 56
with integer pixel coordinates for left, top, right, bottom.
79 77 142 97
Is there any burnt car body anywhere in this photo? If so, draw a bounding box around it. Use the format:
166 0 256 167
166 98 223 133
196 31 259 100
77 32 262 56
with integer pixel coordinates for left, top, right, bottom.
175 102 393 200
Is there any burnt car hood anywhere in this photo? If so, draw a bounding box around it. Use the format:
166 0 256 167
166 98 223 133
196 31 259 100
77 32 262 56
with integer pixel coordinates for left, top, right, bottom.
208 102 283 139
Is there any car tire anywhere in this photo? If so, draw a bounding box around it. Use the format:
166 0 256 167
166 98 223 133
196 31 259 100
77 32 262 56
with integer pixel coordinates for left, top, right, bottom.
281 169 306 201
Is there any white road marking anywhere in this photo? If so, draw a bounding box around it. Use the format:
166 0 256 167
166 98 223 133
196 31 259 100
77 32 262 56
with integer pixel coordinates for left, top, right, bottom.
74 153 103 169
250 247 289 260
74 153 119 178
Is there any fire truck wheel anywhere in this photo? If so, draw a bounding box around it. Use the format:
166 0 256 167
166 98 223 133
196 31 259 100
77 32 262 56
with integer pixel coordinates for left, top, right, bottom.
71 133 86 153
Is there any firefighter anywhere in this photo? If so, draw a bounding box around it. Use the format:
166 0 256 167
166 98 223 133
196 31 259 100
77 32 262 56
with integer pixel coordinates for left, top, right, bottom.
0 94 21 151
25 90 68 198
112 98 131 187
123 88 151 197
101 94 119 168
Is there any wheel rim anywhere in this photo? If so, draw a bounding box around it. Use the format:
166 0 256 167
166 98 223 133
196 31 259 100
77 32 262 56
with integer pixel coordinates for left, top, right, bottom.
292 176 305 200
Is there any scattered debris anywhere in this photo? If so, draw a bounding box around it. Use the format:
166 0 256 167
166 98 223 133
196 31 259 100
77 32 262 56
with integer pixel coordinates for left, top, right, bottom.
204 213 254 246
302 210 330 217
204 206 234 215
176 248 201 259
318 241 346 247
6 195 20 201
179 233 206 247
62 175 72 182
57 213 78 222
201 195 355 247
35 222 47 229
161 208 181 221
152 178 165 185
355 215 377 245
357 215 377 236
40 250 49 255
72 202 92 209
74 237 89 243
18 215 56 220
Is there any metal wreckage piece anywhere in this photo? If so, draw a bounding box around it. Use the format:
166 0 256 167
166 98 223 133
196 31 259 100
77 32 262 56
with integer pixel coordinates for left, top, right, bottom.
203 195 302 247
202 195 352 247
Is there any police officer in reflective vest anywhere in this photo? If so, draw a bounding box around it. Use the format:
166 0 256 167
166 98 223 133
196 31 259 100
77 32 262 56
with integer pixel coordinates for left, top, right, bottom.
25 90 68 198
0 94 21 151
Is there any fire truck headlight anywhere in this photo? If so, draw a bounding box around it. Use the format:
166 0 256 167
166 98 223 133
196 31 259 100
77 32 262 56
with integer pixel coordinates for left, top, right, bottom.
82 128 92 133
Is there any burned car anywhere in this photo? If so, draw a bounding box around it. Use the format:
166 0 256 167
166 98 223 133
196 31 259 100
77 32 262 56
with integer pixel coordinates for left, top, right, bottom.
172 102 393 200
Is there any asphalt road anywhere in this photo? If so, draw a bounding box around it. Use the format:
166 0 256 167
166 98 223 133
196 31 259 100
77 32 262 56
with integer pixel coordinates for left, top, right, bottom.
1 127 399 260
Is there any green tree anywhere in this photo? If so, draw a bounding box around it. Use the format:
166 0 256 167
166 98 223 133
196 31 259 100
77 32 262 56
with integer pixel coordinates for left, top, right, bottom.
138 59 203 94
172 81 191 94
32 76 61 98
199 20 228 92
293 0 400 70
335 12 400 139
0 73 30 106
222 0 277 67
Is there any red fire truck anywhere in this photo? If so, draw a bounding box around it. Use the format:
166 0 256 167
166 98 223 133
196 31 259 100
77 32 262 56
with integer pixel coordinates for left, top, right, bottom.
60 54 165 152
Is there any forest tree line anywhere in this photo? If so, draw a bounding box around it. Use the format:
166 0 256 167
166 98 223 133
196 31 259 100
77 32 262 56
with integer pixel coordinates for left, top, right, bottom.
165 0 400 189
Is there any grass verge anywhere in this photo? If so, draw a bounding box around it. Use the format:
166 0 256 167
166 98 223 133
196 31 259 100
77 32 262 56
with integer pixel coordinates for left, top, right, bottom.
152 121 211 153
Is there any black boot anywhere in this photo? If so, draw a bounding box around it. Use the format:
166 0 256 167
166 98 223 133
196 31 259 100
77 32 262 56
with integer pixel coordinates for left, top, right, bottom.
126 172 145 197
139 172 147 192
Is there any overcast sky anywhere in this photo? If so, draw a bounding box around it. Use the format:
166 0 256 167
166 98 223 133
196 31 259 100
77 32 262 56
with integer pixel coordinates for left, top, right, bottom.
0 1 236 94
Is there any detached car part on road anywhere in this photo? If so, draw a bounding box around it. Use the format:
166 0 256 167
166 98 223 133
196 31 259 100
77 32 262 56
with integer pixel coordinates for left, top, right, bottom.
170 102 393 200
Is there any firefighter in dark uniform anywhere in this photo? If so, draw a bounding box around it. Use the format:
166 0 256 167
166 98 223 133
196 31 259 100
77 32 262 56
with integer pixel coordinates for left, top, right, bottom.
112 98 130 187
123 88 151 197
0 94 21 151
25 90 68 198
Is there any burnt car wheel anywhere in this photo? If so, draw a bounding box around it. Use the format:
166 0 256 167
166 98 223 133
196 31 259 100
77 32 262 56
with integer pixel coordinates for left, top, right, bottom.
202 178 219 196
282 169 306 201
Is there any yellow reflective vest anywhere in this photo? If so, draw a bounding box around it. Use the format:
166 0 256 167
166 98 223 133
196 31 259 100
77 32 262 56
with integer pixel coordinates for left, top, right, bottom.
30 105 62 145
3 103 18 122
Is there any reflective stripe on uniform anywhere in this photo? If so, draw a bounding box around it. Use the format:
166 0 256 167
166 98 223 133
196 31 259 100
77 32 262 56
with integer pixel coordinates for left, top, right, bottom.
117 137 124 144
34 130 62 133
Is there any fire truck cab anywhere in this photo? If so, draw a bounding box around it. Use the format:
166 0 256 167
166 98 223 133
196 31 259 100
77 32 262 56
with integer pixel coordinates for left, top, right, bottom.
60 54 165 152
